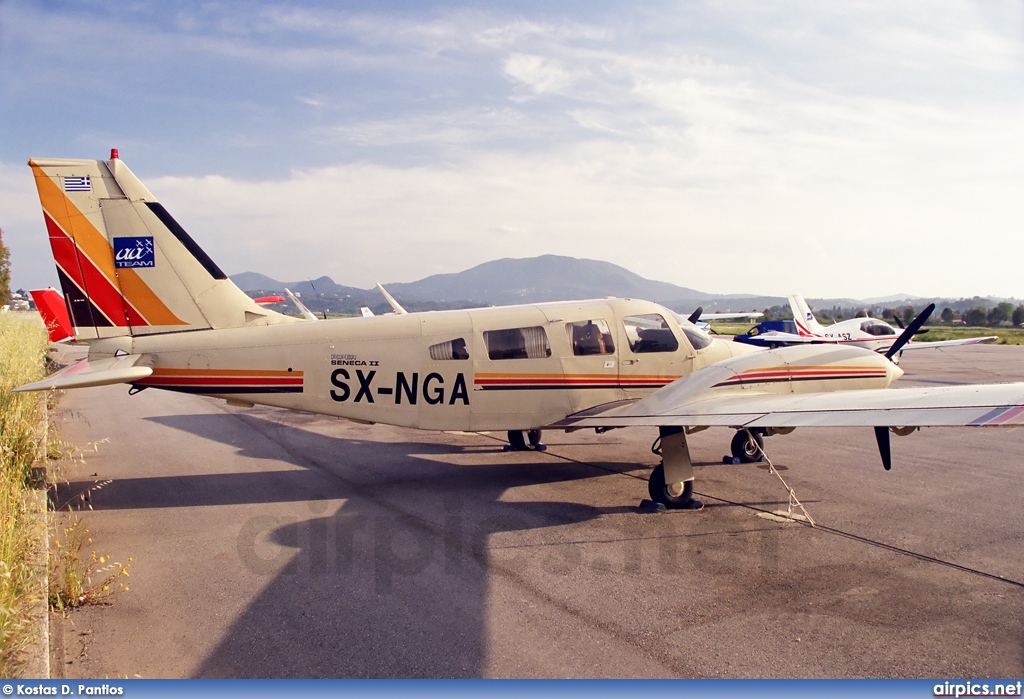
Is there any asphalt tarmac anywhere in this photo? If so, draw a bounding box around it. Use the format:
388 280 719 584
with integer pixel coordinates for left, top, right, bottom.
48 343 1024 678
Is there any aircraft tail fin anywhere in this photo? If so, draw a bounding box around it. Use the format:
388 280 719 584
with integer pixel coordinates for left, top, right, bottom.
788 294 825 336
29 153 299 341
29 288 74 343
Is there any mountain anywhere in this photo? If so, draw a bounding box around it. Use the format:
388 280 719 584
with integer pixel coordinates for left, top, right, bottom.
381 255 706 305
232 256 1011 316
230 254 731 310
231 272 286 293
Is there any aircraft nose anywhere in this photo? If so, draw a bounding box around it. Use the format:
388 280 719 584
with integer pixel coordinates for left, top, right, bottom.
887 360 904 384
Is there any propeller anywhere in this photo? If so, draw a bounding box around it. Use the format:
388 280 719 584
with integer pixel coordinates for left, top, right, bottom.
873 426 892 471
884 303 934 360
873 303 934 470
687 307 703 324
892 314 928 335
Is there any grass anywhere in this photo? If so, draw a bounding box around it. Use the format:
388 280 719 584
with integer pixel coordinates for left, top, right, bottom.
0 313 49 675
705 321 1024 345
914 325 1024 346
48 514 131 612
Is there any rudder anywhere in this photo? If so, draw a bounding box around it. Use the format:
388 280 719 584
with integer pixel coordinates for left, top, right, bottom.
30 153 296 340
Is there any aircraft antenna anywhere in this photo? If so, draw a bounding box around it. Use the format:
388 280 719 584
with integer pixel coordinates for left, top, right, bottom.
308 278 328 320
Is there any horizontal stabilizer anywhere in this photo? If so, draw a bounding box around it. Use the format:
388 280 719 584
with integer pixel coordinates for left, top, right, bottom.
14 354 153 392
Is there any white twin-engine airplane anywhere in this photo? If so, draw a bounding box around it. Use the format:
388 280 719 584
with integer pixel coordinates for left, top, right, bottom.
737 294 998 354
15 153 1024 510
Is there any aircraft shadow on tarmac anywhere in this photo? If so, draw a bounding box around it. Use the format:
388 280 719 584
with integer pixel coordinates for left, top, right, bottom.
64 411 673 677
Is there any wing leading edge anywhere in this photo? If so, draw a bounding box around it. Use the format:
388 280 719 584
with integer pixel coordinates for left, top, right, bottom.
552 382 1024 430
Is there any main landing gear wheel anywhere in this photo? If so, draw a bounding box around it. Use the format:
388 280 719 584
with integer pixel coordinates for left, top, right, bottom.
505 430 546 451
730 429 764 463
506 430 528 451
647 464 701 510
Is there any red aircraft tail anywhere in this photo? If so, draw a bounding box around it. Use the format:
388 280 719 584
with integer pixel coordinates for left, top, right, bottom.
29 287 74 343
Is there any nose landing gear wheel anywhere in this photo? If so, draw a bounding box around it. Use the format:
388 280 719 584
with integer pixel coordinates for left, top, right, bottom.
647 463 701 510
730 430 764 463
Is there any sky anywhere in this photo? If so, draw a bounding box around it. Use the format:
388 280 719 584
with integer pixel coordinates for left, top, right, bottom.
1 1 1022 300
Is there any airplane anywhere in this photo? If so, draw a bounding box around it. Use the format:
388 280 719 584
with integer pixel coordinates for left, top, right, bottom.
734 294 998 355
359 283 409 318
253 295 286 305
28 287 74 343
675 308 762 334
14 153 1024 511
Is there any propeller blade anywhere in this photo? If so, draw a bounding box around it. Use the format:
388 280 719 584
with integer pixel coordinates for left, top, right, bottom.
874 426 892 471
893 316 905 329
885 303 934 359
687 307 703 324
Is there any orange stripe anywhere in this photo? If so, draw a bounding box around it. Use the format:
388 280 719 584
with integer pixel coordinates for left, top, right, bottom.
736 365 883 375
31 163 186 326
475 373 680 380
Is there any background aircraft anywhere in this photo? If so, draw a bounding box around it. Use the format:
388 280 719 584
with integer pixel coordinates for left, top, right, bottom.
675 308 762 334
734 294 997 354
28 287 73 343
16 154 1024 511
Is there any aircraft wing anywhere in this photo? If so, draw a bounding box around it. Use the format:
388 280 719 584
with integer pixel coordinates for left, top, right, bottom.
284 289 318 322
553 382 1024 429
902 336 999 351
735 331 820 346
376 283 408 315
14 354 153 392
699 312 763 321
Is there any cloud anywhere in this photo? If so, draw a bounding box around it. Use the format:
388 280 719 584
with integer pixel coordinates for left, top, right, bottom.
3 1 1023 299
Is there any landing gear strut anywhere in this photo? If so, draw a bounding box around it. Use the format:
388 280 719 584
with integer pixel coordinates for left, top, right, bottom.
647 426 702 510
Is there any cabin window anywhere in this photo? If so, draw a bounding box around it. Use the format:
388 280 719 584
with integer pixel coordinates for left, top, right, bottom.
860 320 896 336
622 314 679 353
428 338 470 360
566 320 615 356
484 326 551 360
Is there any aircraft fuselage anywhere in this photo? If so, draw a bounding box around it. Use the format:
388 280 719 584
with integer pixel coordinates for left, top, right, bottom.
91 298 748 431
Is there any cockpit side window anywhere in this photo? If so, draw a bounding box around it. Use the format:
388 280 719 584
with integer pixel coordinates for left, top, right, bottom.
428 338 470 360
483 326 552 360
860 320 896 336
622 314 679 353
566 319 615 356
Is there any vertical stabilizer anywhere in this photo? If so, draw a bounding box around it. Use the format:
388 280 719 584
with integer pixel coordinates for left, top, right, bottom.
29 155 297 340
788 294 825 336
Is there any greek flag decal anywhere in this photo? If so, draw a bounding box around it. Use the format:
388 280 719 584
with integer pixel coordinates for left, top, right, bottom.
63 176 91 192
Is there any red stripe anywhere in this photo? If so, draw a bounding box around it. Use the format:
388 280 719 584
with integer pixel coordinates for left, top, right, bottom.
474 378 673 387
475 378 620 386
44 213 149 327
987 405 1024 426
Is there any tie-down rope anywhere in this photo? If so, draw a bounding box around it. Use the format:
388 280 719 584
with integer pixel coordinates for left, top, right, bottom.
745 428 816 527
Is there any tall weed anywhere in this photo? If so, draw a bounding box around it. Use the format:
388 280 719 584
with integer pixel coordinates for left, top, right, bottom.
0 314 49 675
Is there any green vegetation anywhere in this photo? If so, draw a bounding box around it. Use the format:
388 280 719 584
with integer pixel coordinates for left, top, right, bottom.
0 228 10 308
914 325 1024 346
0 313 48 674
704 322 1023 345
49 515 131 612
